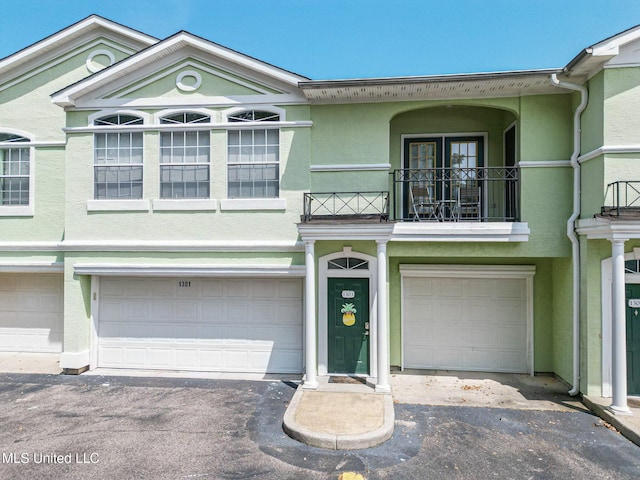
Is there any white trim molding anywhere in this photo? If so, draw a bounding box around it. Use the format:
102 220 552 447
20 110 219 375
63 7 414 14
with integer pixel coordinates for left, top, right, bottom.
309 163 391 172
578 145 640 164
73 263 306 277
391 222 530 242
518 160 572 168
86 49 116 73
60 350 91 370
0 262 64 273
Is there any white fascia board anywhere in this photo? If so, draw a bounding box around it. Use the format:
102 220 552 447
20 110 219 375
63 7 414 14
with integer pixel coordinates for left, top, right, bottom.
73 263 306 277
518 160 571 168
0 16 156 78
297 223 394 241
52 32 307 107
578 145 640 164
310 163 391 172
61 240 304 252
577 217 640 240
590 26 640 57
391 222 530 242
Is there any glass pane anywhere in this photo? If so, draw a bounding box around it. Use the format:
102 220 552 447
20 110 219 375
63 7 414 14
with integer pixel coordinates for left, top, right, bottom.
228 130 239 146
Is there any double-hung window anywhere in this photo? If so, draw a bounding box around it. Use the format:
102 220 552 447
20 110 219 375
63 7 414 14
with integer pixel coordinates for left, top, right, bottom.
227 110 280 198
0 133 30 208
94 115 144 199
159 112 211 199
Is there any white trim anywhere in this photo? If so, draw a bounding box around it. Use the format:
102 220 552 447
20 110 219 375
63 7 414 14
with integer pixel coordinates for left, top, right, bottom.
86 49 116 73
219 198 286 211
152 199 217 211
0 39 139 95
51 32 307 106
298 224 394 242
175 70 202 92
63 94 309 110
0 141 66 148
578 145 640 164
399 264 536 375
601 248 640 397
0 262 64 273
64 120 312 134
0 141 35 217
86 199 150 212
318 249 378 378
74 263 306 277
60 350 91 370
577 217 640 240
309 163 391 172
518 160 572 168
0 240 304 253
391 222 530 242
90 276 100 370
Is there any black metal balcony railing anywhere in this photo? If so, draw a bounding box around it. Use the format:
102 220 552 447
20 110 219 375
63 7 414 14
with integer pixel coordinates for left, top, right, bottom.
392 167 519 222
302 191 389 222
300 167 519 223
601 181 640 217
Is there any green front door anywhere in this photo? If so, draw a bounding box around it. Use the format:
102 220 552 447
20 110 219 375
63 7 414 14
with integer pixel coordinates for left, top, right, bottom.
625 284 640 395
328 277 369 374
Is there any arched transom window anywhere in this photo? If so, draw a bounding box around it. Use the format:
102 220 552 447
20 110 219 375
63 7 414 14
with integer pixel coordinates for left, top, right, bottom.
328 257 370 270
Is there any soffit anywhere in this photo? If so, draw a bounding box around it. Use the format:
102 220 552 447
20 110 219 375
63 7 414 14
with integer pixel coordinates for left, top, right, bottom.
299 70 570 104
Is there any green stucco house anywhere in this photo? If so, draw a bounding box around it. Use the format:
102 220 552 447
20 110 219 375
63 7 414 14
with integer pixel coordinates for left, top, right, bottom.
1 15 639 413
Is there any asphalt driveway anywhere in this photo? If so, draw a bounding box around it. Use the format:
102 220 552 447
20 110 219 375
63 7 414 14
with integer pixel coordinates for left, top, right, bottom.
1 373 639 479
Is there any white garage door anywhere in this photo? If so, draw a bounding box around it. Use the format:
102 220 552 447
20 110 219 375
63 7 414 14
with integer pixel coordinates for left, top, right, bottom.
0 273 63 353
97 277 303 373
403 276 528 373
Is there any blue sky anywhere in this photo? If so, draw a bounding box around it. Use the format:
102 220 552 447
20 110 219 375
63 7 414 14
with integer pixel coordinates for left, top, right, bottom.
3 1 640 79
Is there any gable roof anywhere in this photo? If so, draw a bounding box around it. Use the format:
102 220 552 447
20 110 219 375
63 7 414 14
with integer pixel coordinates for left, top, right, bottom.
564 24 640 80
0 15 157 83
51 30 309 108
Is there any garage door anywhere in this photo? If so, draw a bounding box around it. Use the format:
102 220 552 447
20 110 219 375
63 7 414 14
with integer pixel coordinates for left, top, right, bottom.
97 277 303 373
0 273 63 353
403 276 528 373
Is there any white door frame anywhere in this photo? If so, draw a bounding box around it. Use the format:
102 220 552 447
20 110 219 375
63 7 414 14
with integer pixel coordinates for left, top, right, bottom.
601 249 640 397
318 247 378 378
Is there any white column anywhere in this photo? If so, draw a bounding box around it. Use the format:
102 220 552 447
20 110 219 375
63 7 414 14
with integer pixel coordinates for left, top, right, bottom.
375 240 391 393
610 238 631 414
303 240 318 389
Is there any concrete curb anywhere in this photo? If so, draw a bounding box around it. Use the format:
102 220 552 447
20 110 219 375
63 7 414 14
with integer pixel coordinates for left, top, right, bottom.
582 396 640 447
282 387 395 450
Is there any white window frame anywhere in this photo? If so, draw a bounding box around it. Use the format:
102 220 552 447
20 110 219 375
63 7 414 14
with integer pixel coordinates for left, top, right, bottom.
92 113 145 202
158 111 212 201
226 109 282 202
0 129 35 216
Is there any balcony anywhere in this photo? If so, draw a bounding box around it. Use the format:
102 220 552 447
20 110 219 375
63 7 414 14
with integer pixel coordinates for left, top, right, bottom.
601 181 640 218
302 191 390 223
301 167 519 223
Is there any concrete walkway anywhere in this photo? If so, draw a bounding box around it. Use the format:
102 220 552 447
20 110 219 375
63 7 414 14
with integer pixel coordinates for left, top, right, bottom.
0 352 61 374
282 377 395 450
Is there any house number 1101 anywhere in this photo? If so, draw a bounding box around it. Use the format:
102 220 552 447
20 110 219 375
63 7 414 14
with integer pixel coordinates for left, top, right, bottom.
178 281 192 288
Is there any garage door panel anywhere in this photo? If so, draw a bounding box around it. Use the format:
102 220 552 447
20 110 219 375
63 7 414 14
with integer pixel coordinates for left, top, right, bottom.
98 277 302 373
404 275 528 373
0 273 63 353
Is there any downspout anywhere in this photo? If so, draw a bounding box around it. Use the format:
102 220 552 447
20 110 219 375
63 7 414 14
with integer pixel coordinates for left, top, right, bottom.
550 74 588 396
